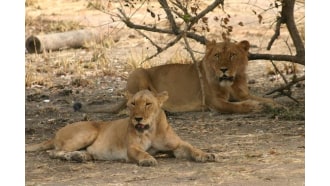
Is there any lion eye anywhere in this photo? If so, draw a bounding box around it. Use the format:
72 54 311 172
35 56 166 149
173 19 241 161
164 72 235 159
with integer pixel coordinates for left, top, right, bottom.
131 102 135 106
214 53 220 58
146 102 152 106
230 53 236 60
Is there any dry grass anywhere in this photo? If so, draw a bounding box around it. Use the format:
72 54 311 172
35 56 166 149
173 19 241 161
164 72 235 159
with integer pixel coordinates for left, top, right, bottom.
25 38 117 88
25 0 39 7
25 1 305 185
25 15 83 36
125 49 152 71
87 0 108 10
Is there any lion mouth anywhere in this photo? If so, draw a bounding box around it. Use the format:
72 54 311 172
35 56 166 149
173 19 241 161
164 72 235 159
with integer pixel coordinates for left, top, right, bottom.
219 75 234 82
135 124 150 132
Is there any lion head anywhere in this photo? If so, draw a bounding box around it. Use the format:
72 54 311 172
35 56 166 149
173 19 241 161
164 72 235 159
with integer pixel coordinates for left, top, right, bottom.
202 40 250 87
127 90 168 133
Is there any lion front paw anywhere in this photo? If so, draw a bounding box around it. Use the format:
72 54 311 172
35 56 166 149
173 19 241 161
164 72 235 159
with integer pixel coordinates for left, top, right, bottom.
240 100 263 113
193 152 216 162
138 157 158 166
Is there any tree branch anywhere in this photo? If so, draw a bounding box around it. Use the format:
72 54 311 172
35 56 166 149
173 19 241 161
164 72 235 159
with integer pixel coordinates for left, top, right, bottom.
117 0 304 66
158 0 180 34
182 24 206 111
134 29 162 52
188 0 224 29
266 75 305 95
252 0 304 65
267 16 282 50
141 34 183 64
270 60 288 84
248 53 303 64
118 7 207 44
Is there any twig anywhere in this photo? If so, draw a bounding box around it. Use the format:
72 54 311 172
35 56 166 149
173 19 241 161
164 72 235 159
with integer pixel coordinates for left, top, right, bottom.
159 0 179 34
182 24 206 111
266 75 305 95
188 0 224 29
117 8 173 34
169 0 189 17
118 7 208 44
266 75 304 104
134 29 162 52
270 60 288 84
267 16 282 50
283 37 293 56
141 34 183 64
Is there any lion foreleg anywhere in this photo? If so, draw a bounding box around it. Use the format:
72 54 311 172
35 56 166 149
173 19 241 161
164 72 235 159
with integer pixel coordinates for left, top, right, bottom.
127 145 158 166
173 141 215 162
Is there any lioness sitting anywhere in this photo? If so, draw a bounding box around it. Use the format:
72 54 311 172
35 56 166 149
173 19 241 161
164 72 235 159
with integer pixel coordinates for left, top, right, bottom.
26 90 215 166
120 40 275 113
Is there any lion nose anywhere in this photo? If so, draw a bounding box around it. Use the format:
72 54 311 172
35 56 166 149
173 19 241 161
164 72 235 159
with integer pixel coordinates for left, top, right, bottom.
135 117 143 122
220 68 228 73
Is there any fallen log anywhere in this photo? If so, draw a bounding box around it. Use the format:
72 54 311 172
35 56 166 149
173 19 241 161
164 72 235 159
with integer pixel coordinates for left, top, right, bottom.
25 29 103 53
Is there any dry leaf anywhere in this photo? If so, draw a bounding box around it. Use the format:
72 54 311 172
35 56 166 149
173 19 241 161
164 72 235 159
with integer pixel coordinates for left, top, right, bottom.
223 17 229 24
258 14 263 24
202 17 208 23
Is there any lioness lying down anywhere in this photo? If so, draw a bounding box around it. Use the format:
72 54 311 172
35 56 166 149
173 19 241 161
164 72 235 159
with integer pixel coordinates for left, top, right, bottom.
26 90 215 166
125 40 276 113
82 40 276 114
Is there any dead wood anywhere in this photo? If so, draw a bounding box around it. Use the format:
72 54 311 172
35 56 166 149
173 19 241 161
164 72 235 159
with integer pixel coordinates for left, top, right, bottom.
25 29 103 53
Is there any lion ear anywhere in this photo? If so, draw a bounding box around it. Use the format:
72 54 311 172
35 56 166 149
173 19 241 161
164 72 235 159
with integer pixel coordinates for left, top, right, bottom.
206 40 216 48
205 40 216 53
126 92 134 106
238 40 250 52
157 91 169 106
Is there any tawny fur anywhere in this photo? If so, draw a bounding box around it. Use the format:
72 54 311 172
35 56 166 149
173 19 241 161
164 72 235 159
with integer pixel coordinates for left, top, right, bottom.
78 40 279 114
118 40 276 113
26 90 215 166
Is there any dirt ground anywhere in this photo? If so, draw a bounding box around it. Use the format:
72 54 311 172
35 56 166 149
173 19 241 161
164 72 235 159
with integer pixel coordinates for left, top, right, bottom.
25 0 305 185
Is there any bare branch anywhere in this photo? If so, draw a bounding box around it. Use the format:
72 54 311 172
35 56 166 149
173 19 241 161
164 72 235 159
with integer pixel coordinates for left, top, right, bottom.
189 0 224 29
158 0 180 34
182 24 206 111
134 29 162 52
117 8 173 34
249 0 304 65
141 34 183 64
170 0 189 15
266 75 305 95
267 16 282 50
168 0 187 20
118 7 207 44
248 53 303 65
270 60 288 84
117 0 304 66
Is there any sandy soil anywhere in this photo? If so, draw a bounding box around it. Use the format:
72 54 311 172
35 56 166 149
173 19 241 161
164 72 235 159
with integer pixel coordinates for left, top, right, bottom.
25 0 305 185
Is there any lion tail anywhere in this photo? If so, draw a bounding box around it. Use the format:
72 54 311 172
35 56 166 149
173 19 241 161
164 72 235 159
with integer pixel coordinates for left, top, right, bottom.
75 98 127 113
25 139 55 152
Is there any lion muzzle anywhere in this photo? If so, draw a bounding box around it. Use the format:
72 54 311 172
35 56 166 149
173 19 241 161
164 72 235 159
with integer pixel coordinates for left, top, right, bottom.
218 75 235 87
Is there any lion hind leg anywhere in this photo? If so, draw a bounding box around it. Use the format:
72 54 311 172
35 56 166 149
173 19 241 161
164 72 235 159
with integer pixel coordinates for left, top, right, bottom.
173 141 215 162
55 125 99 152
48 150 93 162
